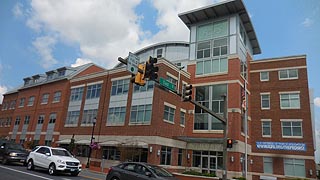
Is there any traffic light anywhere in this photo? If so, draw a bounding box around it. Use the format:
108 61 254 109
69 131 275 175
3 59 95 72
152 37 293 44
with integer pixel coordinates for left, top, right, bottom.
144 56 159 80
227 139 233 148
133 64 145 86
182 84 192 102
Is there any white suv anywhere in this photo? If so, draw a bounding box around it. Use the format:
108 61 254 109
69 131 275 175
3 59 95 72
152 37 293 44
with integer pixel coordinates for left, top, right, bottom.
26 146 82 176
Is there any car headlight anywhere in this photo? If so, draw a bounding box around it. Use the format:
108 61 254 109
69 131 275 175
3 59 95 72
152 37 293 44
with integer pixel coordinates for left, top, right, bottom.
9 152 18 157
57 159 66 164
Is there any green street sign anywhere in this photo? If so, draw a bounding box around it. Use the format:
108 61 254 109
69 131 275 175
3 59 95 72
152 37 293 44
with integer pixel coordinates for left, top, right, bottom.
159 77 176 92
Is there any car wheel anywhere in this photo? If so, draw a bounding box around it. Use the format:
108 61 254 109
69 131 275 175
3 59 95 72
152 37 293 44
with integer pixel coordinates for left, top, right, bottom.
27 160 34 170
70 172 79 176
1 158 7 165
111 177 119 180
48 163 56 175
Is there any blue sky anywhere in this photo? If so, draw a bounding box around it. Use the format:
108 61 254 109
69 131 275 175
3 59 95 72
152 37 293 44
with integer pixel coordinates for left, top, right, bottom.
0 0 320 160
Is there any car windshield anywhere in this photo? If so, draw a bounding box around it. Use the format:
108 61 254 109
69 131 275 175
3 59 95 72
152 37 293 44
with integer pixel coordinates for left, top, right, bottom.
147 165 173 177
7 143 24 150
51 149 72 157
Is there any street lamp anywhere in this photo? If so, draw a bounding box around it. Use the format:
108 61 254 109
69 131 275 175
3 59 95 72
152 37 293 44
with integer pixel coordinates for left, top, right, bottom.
86 117 97 168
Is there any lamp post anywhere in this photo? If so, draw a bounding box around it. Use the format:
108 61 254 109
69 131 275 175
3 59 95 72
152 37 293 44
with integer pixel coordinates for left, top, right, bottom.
86 117 96 168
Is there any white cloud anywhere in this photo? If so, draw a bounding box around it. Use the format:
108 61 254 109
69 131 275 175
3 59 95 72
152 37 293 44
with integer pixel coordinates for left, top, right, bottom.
32 36 58 69
23 0 215 69
13 2 24 18
0 85 8 104
71 58 92 67
315 97 320 107
301 18 314 27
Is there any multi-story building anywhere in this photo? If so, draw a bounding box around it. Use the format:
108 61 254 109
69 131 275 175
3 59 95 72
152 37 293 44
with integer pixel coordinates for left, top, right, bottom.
0 0 316 179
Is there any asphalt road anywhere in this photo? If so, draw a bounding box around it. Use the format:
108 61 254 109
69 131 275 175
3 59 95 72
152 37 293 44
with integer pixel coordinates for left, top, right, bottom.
0 163 106 180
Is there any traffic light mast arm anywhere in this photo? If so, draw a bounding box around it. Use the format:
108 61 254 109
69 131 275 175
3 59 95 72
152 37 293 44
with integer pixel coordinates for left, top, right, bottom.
190 99 226 125
118 57 144 74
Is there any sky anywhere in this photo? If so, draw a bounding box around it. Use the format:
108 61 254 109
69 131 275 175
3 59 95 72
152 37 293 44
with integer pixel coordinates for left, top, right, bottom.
0 0 320 160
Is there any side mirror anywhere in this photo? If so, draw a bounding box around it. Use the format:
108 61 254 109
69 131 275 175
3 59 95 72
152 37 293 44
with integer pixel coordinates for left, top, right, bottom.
145 172 152 177
45 153 51 156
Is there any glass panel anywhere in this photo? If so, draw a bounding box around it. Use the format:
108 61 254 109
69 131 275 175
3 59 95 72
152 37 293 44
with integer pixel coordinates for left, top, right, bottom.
213 21 228 38
210 157 216 169
220 57 228 72
279 70 288 79
289 69 298 78
204 60 211 74
212 59 219 73
202 156 208 168
283 127 292 136
197 24 213 41
292 127 302 136
196 86 209 101
196 61 203 75
194 114 209 130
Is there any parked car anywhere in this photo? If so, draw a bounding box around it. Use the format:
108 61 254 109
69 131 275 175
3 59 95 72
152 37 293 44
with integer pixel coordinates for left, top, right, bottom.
0 142 28 165
26 146 81 176
106 162 178 180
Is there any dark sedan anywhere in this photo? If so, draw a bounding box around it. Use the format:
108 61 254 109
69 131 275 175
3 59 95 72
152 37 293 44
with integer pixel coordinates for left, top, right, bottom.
106 162 178 180
0 142 28 165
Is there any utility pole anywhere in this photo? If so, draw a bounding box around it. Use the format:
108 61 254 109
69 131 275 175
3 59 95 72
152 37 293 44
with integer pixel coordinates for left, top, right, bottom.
222 94 228 180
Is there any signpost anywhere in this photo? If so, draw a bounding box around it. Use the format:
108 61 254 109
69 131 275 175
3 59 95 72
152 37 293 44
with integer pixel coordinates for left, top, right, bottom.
127 52 140 74
159 77 176 92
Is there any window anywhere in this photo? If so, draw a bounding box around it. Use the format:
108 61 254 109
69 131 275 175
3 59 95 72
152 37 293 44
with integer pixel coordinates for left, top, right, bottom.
157 49 163 58
19 98 25 107
192 150 223 173
240 61 247 79
261 94 270 109
160 146 171 165
53 91 61 102
111 79 129 96
58 70 65 76
15 117 21 125
280 92 300 109
130 104 152 124
28 96 35 106
65 111 80 125
197 41 211 59
38 115 45 124
284 158 305 177
239 23 247 45
282 120 302 137
196 57 228 75
49 113 56 124
194 84 226 130
279 69 298 80
70 87 84 101
178 149 183 166
86 84 102 99
102 147 120 160
133 81 154 93
9 100 16 109
163 105 175 123
107 107 126 125
180 111 185 126
262 121 271 137
47 73 54 80
81 109 97 125
41 93 49 104
24 115 30 125
212 38 227 56
260 72 269 81
263 157 273 174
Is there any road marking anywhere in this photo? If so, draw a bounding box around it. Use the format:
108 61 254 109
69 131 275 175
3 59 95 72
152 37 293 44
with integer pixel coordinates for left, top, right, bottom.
0 165 54 180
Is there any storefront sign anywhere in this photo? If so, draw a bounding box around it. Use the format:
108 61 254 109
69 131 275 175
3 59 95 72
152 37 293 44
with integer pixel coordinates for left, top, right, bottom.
256 141 306 151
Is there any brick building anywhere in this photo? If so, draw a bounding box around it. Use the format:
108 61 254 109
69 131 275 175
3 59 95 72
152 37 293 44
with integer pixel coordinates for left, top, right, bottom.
0 0 316 179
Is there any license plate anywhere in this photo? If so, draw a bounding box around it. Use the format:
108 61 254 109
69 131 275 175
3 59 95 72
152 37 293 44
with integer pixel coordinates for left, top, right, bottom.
70 169 75 172
20 160 25 162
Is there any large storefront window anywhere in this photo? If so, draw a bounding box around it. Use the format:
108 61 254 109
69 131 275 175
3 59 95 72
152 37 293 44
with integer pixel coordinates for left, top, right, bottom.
194 84 227 130
192 150 223 174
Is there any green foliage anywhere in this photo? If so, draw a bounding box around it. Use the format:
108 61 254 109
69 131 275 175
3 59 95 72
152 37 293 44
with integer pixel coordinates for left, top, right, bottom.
68 138 76 152
233 177 246 180
182 170 216 177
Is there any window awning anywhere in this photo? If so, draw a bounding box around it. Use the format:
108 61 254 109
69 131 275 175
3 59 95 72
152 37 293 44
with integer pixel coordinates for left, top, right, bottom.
75 140 91 145
56 139 71 144
99 141 121 146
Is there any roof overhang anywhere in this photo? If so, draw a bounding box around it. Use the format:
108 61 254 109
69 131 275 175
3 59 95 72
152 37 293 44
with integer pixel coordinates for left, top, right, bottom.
178 0 261 55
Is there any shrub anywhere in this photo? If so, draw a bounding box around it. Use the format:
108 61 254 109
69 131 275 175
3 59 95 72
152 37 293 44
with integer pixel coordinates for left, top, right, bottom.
182 170 216 177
